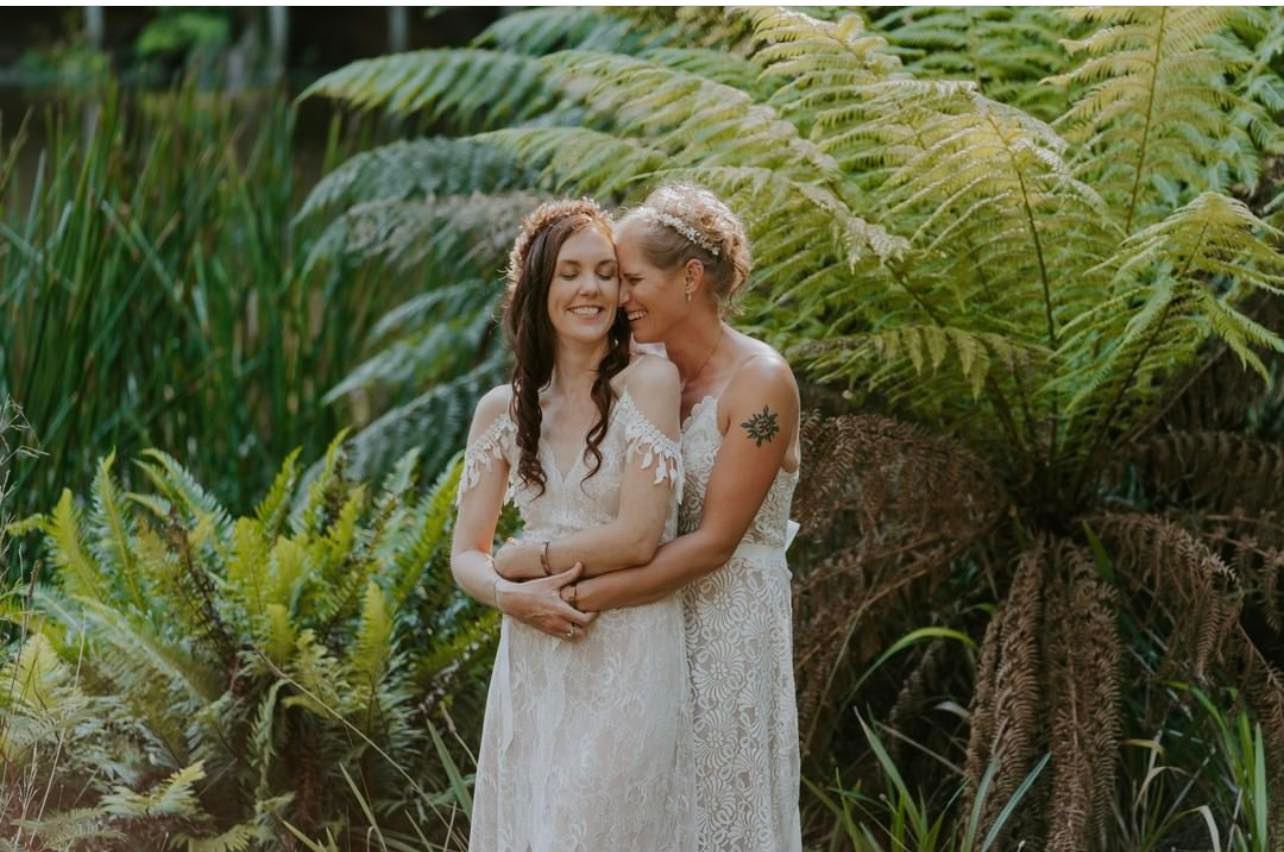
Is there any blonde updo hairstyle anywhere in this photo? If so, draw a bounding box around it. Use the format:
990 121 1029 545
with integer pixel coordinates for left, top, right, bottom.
618 184 751 314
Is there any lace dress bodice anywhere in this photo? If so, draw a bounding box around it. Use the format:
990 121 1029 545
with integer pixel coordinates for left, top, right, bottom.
678 393 799 550
457 383 695 852
458 388 684 540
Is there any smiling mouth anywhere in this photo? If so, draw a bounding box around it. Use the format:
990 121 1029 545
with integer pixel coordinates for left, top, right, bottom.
626 310 647 321
569 306 605 317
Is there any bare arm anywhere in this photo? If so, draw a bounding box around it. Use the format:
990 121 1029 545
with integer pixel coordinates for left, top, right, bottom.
571 356 799 611
493 356 683 579
450 387 594 637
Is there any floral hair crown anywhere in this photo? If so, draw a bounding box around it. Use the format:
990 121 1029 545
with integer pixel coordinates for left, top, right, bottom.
639 206 721 258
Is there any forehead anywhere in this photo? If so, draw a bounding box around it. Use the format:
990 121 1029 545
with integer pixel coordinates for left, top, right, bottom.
614 218 649 247
557 225 615 262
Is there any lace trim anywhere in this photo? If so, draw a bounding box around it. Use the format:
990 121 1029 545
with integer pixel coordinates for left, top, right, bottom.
456 412 514 505
617 390 684 500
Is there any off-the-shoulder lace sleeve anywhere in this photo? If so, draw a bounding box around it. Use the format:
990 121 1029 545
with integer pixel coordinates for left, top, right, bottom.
616 390 683 502
456 412 514 507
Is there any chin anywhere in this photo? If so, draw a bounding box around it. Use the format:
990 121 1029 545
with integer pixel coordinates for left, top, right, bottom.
629 325 660 344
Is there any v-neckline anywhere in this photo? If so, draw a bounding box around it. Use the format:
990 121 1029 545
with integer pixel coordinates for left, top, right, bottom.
540 388 632 483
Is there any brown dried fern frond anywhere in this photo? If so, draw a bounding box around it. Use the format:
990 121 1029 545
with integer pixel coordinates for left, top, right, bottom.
1044 542 1121 852
1090 511 1242 680
1199 509 1284 634
791 412 1007 754
963 537 1048 843
1122 430 1284 516
793 412 1006 542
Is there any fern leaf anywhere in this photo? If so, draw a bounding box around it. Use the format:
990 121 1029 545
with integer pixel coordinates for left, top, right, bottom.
353 580 393 684
47 489 108 603
296 137 531 225
301 49 559 127
100 760 207 818
254 446 302 540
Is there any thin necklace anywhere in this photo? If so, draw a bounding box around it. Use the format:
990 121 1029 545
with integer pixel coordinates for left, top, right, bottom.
683 325 724 392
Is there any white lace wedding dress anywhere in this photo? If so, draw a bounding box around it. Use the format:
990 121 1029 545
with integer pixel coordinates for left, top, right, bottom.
679 393 803 851
457 388 695 852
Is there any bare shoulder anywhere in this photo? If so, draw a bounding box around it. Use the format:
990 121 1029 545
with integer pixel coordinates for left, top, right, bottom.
728 347 798 401
616 353 680 396
469 384 513 434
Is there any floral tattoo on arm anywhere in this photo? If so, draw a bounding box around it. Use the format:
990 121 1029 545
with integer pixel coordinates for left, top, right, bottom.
740 405 780 447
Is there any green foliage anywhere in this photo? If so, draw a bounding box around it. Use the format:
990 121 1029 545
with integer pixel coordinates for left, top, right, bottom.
0 84 402 559
300 7 1284 848
1 438 496 850
304 5 1284 507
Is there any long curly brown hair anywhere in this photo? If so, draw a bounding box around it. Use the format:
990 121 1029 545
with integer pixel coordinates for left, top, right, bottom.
501 199 630 497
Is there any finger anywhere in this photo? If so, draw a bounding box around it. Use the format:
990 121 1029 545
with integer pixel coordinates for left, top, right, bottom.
562 603 596 626
537 618 573 640
548 562 583 587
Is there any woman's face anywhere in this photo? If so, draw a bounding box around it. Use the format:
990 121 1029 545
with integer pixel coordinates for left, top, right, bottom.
545 225 620 347
615 219 686 344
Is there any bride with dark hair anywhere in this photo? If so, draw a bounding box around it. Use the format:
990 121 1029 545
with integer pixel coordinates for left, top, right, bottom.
450 199 695 850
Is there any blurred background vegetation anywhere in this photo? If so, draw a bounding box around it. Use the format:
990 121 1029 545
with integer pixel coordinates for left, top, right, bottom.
2 6 1284 851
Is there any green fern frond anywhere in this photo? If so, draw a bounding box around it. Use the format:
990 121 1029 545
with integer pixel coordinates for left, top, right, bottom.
873 7 1075 121
100 760 207 818
90 450 146 612
540 50 835 177
1047 7 1264 231
353 580 394 684
262 602 296 665
255 446 302 540
267 537 307 610
369 279 497 344
227 517 270 621
135 449 233 542
184 822 263 852
11 808 121 848
324 288 501 403
748 9 905 146
389 456 464 617
296 137 531 225
47 489 108 603
79 597 222 705
305 191 542 276
474 7 645 55
250 678 287 797
342 351 508 486
795 326 1047 399
300 49 559 127
473 126 667 198
638 46 774 97
293 427 350 538
281 630 345 716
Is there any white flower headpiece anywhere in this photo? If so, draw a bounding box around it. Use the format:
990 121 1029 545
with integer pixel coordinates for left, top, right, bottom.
640 207 721 257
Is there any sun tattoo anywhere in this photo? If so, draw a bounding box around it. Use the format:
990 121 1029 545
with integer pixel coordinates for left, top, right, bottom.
740 405 780 447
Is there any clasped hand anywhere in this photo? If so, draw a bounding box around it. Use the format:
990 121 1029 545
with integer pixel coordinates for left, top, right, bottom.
495 560 594 641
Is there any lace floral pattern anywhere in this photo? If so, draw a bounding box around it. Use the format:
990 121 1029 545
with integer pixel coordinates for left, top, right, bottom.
459 387 695 851
679 394 803 852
